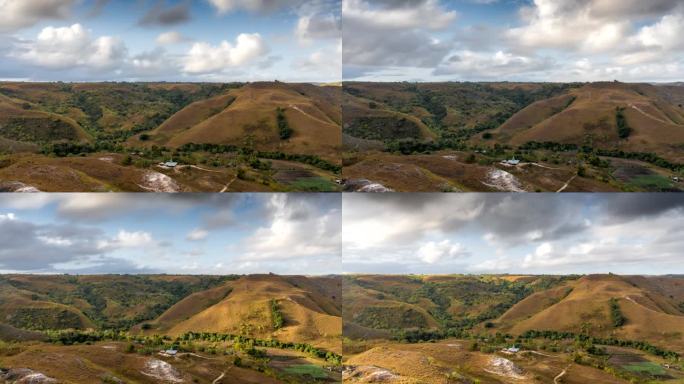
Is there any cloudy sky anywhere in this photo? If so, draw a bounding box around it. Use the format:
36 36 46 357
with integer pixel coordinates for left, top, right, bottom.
343 0 684 82
0 194 340 275
343 194 684 275
0 0 340 82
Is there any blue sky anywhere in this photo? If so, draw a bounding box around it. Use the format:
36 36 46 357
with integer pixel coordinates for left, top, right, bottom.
343 0 684 82
0 0 341 82
343 194 684 275
0 194 341 275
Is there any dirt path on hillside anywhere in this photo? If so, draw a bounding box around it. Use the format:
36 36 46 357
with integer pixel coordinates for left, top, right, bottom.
212 370 228 384
184 165 222 173
554 365 571 384
289 104 334 125
556 175 577 192
219 175 237 192
529 162 562 170
630 104 671 125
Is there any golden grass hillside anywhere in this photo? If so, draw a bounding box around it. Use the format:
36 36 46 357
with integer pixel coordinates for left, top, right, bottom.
497 83 684 162
494 274 684 351
166 274 342 353
141 82 342 162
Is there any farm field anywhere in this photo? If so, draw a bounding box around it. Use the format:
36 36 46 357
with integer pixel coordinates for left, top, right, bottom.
0 82 342 192
0 274 342 383
342 82 684 192
342 274 684 383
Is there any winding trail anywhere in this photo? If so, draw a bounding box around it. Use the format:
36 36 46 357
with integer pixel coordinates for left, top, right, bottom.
288 104 334 125
630 104 671 125
554 365 571 384
219 175 237 193
556 175 577 193
212 371 226 384
529 162 562 170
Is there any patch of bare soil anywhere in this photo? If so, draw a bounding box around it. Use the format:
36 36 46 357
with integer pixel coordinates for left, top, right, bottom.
482 169 526 192
0 368 58 383
343 365 401 383
484 357 526 380
139 171 181 192
0 181 40 192
344 179 394 192
141 359 184 383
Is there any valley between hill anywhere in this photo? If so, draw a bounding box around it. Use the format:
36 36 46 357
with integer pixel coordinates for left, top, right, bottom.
0 274 342 384
343 274 684 383
0 81 342 192
343 82 684 192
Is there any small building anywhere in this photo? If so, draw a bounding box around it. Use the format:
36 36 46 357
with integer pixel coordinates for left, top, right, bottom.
503 346 520 354
162 161 178 168
161 349 178 356
501 158 520 166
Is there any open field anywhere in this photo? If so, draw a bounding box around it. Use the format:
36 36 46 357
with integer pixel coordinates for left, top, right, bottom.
0 274 342 383
343 274 684 383
0 82 341 192
342 82 684 192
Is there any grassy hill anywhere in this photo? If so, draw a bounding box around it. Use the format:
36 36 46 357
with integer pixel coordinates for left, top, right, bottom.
163 274 342 354
343 82 684 163
0 274 343 384
342 82 684 192
0 275 236 330
342 274 684 354
343 274 684 384
135 82 341 162
492 83 684 163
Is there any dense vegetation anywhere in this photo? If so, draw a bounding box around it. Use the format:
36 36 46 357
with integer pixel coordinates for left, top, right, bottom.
609 298 626 327
344 82 581 143
520 330 679 361
42 329 342 365
276 107 293 140
178 143 341 173
347 275 580 337
615 107 631 139
0 275 236 330
271 299 284 330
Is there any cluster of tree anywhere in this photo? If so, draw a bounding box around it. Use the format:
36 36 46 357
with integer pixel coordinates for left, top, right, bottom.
520 141 684 172
519 330 680 360
270 299 284 330
15 275 237 331
180 332 342 365
177 143 341 173
615 107 631 139
609 298 626 327
276 107 293 140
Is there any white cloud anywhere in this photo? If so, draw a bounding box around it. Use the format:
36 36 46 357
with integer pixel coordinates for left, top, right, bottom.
343 0 456 31
0 213 16 221
240 195 340 261
186 228 208 241
156 31 190 45
295 13 340 43
183 33 267 74
0 0 75 32
417 240 466 264
14 24 126 70
98 230 153 250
